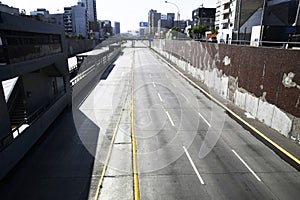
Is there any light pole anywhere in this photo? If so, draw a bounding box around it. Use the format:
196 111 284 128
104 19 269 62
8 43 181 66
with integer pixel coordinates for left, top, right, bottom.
165 1 180 24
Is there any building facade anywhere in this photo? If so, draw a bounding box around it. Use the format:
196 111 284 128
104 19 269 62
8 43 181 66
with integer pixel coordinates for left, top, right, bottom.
85 0 97 22
215 0 264 43
0 11 70 180
148 9 161 35
114 22 120 35
72 1 89 38
30 8 49 16
64 7 73 34
100 20 113 38
192 7 216 30
0 2 19 15
64 1 89 38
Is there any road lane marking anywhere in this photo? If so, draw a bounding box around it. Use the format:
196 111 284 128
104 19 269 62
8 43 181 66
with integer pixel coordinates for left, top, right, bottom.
121 72 124 77
157 93 163 102
198 112 211 127
165 110 175 127
152 82 156 88
131 50 140 200
152 50 300 167
183 146 205 185
181 93 189 102
232 149 262 182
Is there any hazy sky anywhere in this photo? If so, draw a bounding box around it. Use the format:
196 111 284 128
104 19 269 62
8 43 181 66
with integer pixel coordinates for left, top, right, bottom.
1 0 217 32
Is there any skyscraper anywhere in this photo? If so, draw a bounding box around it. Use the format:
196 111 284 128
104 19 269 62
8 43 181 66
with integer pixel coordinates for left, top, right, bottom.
85 0 97 22
64 1 88 38
114 22 121 35
148 9 161 34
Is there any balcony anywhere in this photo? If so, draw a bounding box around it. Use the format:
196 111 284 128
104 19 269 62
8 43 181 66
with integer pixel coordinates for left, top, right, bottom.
222 8 231 14
221 18 229 24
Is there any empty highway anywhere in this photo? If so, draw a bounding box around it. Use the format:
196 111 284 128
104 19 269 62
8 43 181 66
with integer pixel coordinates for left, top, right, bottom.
0 41 299 200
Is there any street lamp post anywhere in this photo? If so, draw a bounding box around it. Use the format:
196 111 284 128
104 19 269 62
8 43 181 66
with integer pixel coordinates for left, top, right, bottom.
165 1 180 25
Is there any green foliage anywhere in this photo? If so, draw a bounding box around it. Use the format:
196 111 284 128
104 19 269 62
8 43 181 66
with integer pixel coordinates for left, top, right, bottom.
171 26 180 32
211 27 219 34
192 25 206 39
192 25 206 35
78 34 84 39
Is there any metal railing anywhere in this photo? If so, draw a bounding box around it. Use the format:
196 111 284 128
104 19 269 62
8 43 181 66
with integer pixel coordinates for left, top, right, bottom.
0 91 65 151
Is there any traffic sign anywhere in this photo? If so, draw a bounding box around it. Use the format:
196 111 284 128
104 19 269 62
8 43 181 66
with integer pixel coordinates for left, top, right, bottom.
139 22 148 27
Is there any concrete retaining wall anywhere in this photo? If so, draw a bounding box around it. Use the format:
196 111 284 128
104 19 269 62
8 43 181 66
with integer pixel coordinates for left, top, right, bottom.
67 39 98 57
152 39 300 143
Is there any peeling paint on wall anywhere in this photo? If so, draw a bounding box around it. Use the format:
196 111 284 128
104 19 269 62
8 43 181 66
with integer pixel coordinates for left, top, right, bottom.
282 72 300 89
223 56 231 66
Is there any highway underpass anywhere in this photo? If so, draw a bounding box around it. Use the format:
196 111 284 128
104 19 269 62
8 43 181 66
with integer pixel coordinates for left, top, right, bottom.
0 41 299 200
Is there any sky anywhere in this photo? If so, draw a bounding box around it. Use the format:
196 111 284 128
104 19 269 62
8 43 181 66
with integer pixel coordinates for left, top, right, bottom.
1 0 217 32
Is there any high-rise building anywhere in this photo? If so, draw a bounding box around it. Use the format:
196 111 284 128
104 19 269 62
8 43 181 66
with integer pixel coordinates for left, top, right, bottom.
63 1 88 38
85 0 97 22
72 1 88 38
215 0 264 43
148 9 161 34
114 22 120 35
63 7 73 34
192 7 216 30
215 0 300 44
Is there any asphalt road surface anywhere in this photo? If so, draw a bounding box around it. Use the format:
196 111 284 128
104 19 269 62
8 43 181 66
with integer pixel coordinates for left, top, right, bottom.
0 41 299 200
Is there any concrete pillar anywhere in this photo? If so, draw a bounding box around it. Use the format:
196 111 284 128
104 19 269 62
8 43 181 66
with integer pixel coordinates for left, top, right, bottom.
0 83 11 140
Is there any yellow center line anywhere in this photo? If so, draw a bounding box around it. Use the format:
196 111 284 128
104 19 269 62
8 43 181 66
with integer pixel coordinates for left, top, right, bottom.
93 52 131 200
131 49 140 200
152 49 300 166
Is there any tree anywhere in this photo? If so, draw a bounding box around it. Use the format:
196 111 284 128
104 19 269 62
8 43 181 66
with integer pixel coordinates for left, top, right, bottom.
78 34 84 39
171 26 180 32
192 25 206 39
211 27 219 35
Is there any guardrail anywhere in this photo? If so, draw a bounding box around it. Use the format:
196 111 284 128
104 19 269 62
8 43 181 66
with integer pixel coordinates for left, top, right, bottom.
70 48 121 87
